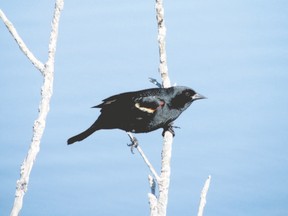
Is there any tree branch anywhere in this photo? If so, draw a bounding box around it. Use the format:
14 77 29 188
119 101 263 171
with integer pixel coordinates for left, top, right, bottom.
154 0 173 215
155 0 170 88
6 1 64 216
156 131 173 216
197 175 211 216
137 145 161 182
148 175 158 216
127 132 160 182
0 10 45 73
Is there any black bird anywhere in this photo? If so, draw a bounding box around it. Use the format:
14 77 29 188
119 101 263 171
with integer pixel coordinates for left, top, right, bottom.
67 86 205 145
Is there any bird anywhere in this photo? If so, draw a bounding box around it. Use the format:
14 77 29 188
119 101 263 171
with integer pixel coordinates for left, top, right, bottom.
67 86 205 145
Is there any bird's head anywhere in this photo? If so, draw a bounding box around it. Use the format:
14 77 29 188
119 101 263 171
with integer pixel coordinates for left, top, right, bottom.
170 86 206 110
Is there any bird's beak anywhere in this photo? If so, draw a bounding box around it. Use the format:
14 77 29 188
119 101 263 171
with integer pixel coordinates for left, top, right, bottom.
192 93 207 101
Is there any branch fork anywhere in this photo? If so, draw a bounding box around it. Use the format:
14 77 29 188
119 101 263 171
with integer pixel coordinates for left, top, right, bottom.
1 1 64 215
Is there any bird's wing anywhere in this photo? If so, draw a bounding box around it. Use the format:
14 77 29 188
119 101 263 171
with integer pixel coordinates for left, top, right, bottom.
134 96 165 114
92 88 164 110
92 92 132 108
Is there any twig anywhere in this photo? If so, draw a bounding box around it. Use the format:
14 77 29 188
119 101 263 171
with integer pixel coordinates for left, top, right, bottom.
0 10 45 73
197 175 211 216
127 132 160 182
137 145 161 183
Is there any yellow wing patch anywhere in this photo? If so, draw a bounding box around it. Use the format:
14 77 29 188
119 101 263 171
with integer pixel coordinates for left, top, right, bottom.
135 103 156 113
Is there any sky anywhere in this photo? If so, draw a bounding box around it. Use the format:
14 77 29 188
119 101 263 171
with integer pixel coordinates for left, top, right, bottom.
1 0 288 215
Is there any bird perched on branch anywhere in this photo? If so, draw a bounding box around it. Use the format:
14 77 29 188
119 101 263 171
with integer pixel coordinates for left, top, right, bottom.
67 86 205 145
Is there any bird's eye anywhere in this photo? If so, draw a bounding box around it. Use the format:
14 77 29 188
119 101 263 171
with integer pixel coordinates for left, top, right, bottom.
185 91 191 97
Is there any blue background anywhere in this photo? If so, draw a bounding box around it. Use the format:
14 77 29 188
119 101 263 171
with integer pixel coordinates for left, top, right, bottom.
1 0 288 215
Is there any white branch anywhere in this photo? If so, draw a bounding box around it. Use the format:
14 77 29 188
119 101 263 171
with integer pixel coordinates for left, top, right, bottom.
7 1 64 216
127 132 160 182
156 132 173 216
148 175 158 216
0 10 45 73
155 0 173 215
137 145 161 182
155 0 171 88
148 193 158 216
197 175 211 216
47 0 64 65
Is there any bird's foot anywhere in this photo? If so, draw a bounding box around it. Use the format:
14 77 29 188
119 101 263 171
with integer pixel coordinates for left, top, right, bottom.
162 123 180 137
127 132 138 154
149 77 162 88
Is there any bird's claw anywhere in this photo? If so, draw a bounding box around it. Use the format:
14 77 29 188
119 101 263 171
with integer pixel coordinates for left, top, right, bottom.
162 123 180 137
127 132 138 154
149 77 162 88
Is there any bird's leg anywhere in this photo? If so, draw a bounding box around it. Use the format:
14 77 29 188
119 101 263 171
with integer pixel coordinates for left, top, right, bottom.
162 123 180 137
127 132 139 154
162 126 175 137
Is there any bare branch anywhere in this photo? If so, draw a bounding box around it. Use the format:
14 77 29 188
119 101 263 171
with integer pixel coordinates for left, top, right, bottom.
0 10 45 73
155 0 170 88
148 192 158 216
137 145 161 182
127 132 160 182
8 1 64 215
157 131 173 216
155 0 173 215
47 0 64 65
197 175 211 216
148 175 158 216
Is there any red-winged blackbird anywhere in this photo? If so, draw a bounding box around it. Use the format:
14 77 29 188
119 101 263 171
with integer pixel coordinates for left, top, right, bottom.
67 86 205 145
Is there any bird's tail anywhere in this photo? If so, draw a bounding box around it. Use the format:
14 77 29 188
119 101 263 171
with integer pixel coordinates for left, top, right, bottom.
67 124 99 145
